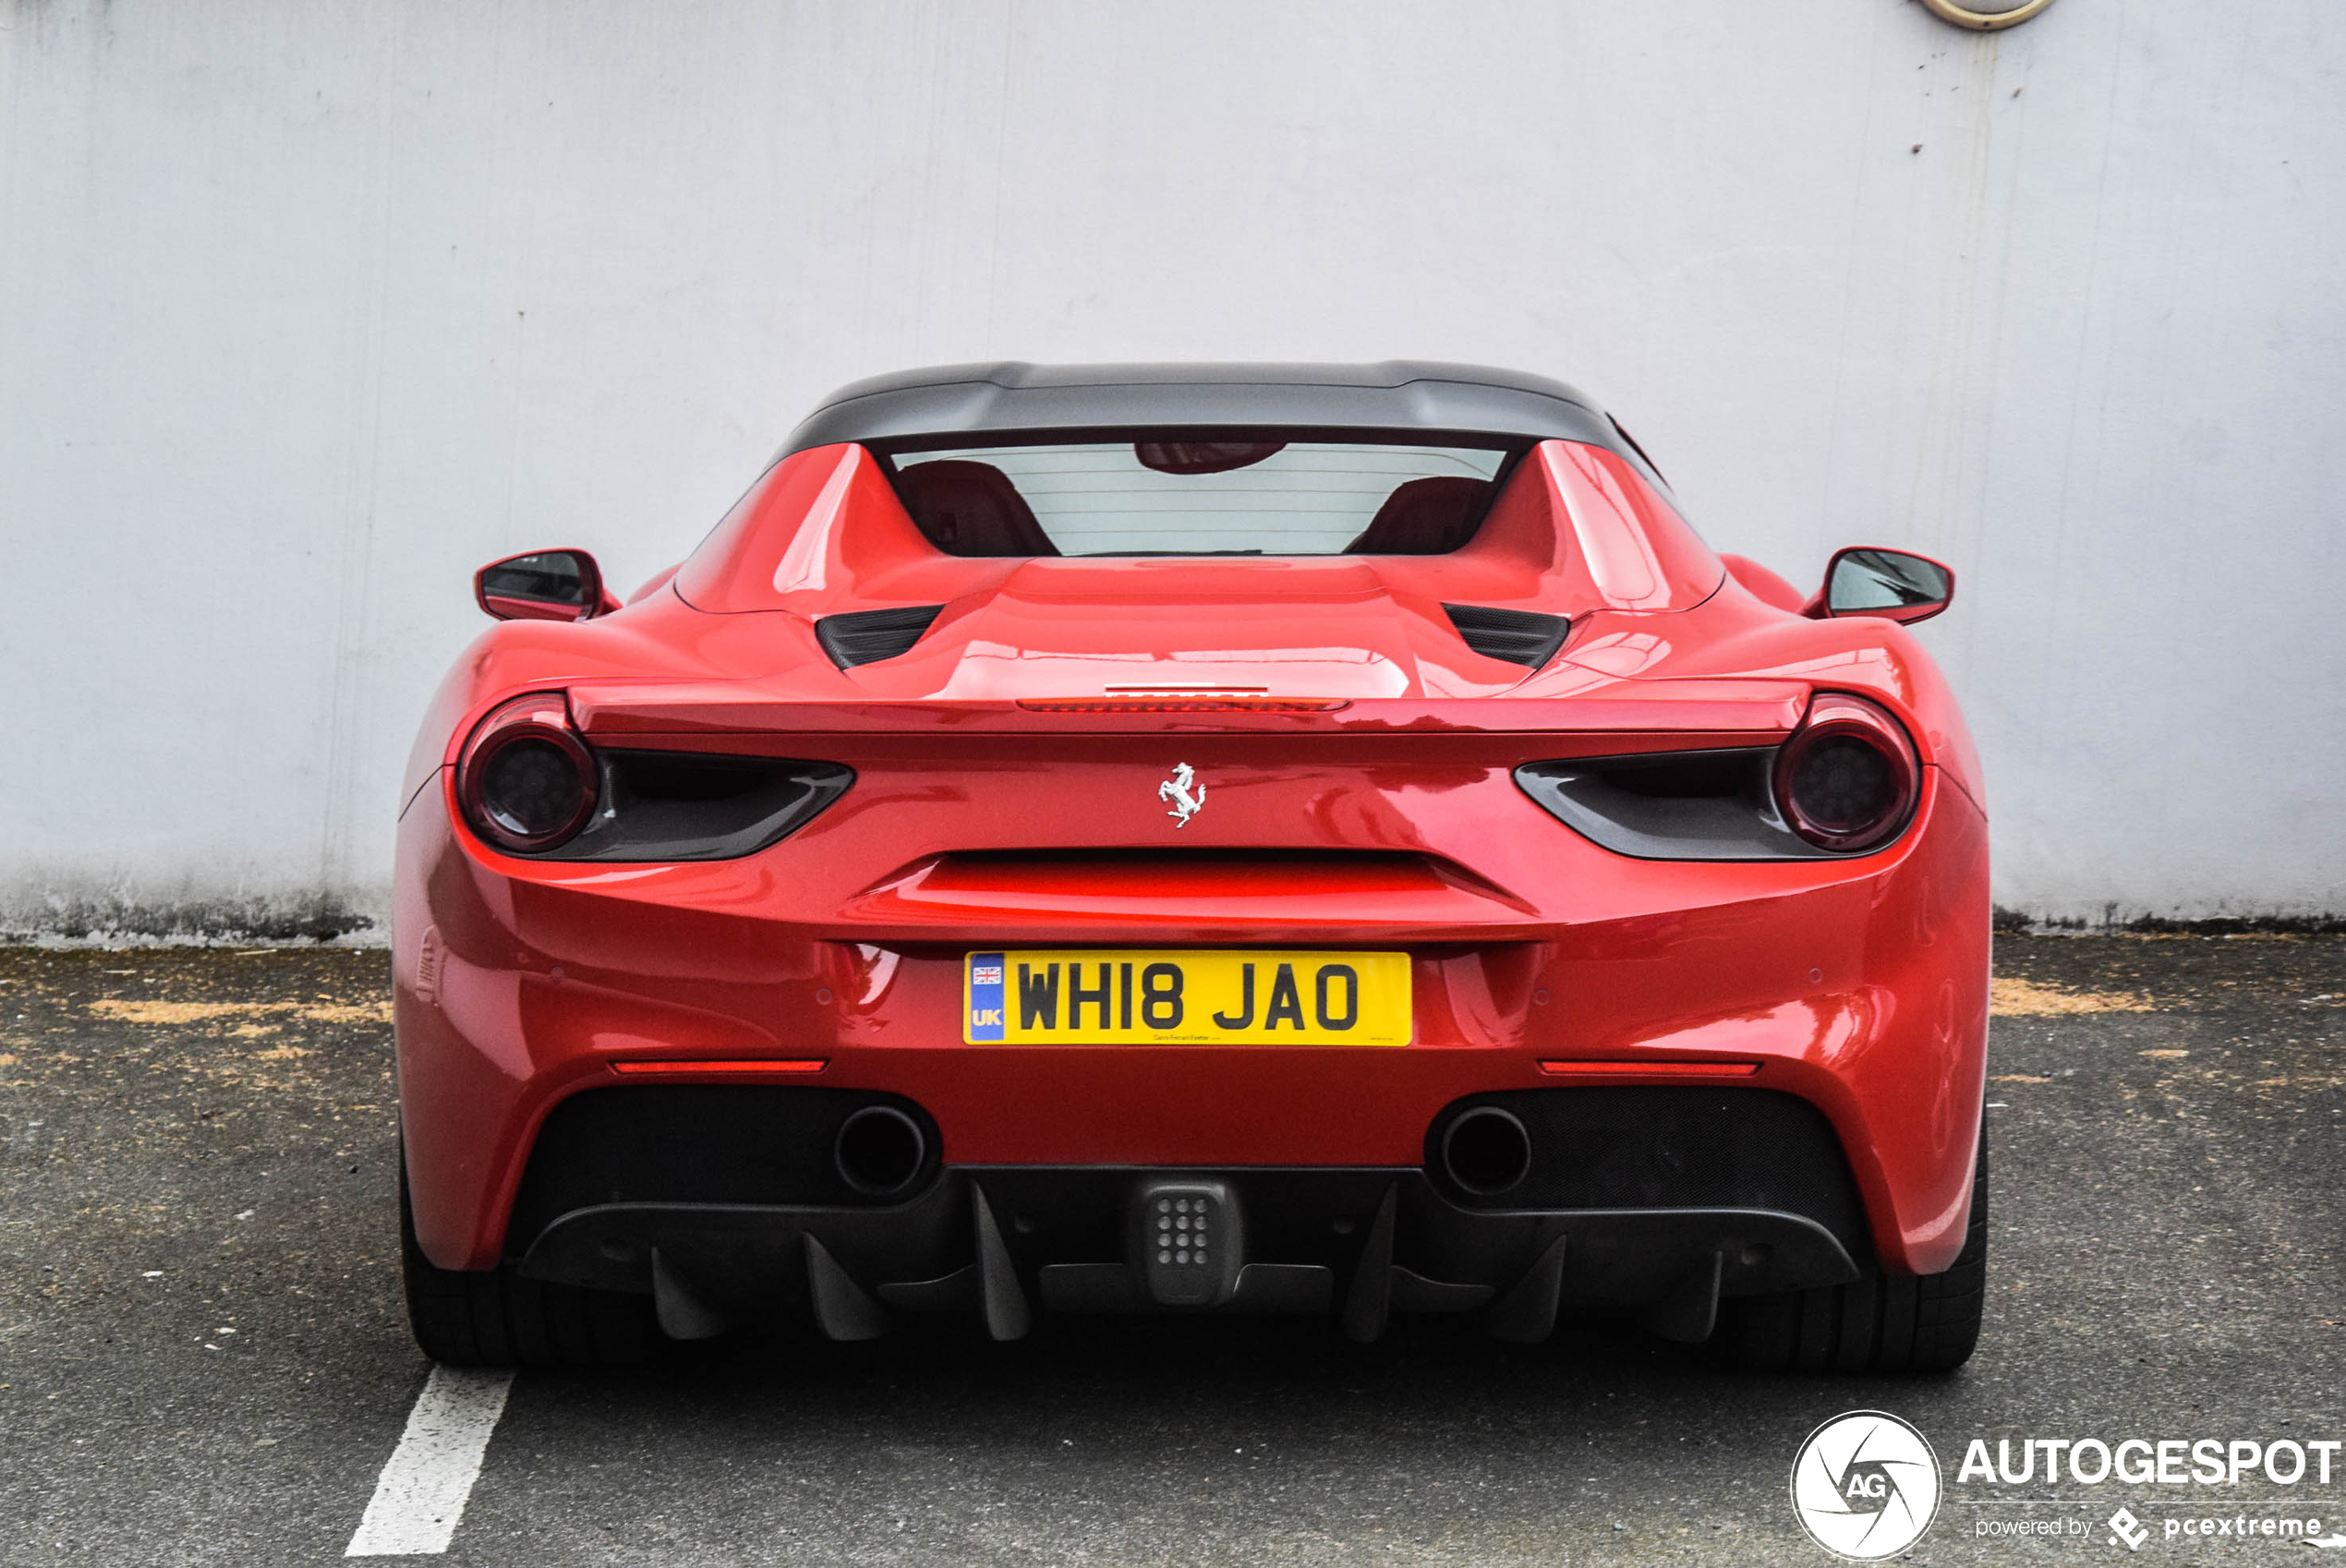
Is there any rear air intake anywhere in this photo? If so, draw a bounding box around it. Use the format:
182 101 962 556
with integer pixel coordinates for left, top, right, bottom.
1442 604 1568 669
816 604 945 668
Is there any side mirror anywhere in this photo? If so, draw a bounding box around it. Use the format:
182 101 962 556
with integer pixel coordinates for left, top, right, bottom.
474 549 611 622
1819 547 1954 625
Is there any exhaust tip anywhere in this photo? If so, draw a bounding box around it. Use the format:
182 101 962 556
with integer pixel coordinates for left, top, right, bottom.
1441 1106 1531 1196
835 1104 926 1197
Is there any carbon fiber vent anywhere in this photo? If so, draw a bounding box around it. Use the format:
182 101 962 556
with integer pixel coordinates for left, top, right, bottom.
1442 603 1568 669
816 604 944 668
1427 1088 1865 1247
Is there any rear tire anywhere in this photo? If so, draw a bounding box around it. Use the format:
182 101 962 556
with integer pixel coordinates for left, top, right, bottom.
1711 1124 1987 1374
400 1149 657 1367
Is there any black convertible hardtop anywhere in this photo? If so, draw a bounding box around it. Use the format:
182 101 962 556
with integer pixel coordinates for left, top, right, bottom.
781 360 1630 457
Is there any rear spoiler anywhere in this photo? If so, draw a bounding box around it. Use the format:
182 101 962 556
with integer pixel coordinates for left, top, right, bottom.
565 680 1808 741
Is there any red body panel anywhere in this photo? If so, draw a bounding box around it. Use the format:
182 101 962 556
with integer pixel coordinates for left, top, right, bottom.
395 434 1990 1287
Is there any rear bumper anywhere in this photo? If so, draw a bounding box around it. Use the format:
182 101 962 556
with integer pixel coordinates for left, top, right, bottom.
393 757 1989 1280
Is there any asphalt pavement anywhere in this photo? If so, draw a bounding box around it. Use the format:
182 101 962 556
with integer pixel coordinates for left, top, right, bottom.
2 935 2340 1565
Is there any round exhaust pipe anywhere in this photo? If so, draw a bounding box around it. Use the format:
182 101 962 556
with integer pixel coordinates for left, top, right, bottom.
1440 1106 1532 1196
835 1104 927 1197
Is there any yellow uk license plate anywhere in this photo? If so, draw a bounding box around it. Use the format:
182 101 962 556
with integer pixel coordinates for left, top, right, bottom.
962 950 1411 1045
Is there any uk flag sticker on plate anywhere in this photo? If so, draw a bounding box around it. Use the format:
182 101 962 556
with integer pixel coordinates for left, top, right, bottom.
966 953 1007 1041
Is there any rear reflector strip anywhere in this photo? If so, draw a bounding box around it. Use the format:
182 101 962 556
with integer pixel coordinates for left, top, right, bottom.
611 1059 828 1076
1017 697 1348 713
1537 1059 1760 1078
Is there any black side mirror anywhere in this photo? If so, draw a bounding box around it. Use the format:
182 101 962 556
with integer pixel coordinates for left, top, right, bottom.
1820 548 1954 625
475 549 608 622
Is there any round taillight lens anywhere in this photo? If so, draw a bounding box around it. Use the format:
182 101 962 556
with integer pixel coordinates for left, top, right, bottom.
1772 693 1919 852
456 694 598 853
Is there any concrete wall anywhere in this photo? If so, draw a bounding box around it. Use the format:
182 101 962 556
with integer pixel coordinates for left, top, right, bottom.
3 0 2340 936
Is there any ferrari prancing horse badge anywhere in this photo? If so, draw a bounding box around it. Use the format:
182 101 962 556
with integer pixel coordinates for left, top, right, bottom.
1158 763 1205 827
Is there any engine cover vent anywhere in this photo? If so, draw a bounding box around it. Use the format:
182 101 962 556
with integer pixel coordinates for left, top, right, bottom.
816 604 945 668
1442 603 1568 669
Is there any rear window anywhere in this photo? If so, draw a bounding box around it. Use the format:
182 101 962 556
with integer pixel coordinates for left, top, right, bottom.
880 438 1515 558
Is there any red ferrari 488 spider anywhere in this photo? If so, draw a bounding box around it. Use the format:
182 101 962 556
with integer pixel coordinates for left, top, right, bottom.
394 362 1988 1372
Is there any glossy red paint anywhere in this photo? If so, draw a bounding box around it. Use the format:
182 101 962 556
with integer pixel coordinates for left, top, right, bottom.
1716 553 1808 615
395 428 1989 1293
479 593 585 622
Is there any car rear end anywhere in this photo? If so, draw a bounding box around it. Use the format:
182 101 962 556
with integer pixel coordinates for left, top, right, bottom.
393 363 1988 1370
394 680 1987 1359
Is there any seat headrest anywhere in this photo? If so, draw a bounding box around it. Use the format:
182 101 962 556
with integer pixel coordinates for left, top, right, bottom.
894 460 1058 557
1343 476 1493 556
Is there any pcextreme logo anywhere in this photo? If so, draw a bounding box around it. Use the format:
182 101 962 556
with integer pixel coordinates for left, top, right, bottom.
1791 1410 1944 1560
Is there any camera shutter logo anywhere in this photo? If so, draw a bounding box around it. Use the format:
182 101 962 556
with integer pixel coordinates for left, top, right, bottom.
1789 1410 1942 1560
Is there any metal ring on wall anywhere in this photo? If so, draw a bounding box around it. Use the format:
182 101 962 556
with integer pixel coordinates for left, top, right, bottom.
1917 0 2056 29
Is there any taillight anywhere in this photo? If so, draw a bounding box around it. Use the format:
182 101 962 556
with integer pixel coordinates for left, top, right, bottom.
1771 693 1919 852
456 693 599 853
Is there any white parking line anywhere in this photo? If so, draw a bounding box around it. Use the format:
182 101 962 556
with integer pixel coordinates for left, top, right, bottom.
345 1366 514 1557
